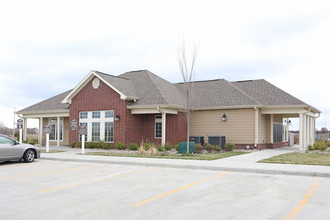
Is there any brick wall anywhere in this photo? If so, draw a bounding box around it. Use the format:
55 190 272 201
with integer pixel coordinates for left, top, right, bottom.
69 76 187 146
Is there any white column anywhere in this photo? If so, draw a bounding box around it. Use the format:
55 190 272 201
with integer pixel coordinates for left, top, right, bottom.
23 118 27 141
39 117 43 145
299 113 303 150
306 115 310 146
312 117 315 145
57 116 60 146
286 118 289 142
161 113 166 146
270 114 274 144
254 107 258 147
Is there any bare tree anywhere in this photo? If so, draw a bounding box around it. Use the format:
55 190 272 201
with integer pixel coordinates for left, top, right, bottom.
177 39 198 153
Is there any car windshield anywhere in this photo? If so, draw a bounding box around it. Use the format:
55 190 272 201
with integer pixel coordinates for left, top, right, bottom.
0 136 16 145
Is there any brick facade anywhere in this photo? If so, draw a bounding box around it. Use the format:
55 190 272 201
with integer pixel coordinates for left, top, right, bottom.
69 77 187 146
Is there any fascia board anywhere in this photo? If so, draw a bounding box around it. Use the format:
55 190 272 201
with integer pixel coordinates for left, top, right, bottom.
61 71 95 104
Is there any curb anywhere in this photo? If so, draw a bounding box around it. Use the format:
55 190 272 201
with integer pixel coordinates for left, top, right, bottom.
40 157 330 178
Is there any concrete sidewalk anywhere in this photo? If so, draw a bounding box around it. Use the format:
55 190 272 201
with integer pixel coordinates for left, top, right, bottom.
38 145 330 178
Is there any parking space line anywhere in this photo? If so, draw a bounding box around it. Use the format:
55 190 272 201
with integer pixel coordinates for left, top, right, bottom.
285 178 323 220
133 171 230 207
39 167 161 193
4 164 101 180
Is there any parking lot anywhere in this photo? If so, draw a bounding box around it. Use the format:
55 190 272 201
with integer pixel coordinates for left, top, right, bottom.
0 160 329 220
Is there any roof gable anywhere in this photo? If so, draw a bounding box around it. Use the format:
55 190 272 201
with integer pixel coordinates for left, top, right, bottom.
62 70 139 104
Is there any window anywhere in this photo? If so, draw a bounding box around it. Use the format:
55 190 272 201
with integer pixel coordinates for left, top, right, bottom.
92 122 100 141
79 122 88 142
80 112 88 119
105 110 114 118
155 115 162 138
0 136 15 144
79 110 114 142
104 122 114 142
92 111 100 118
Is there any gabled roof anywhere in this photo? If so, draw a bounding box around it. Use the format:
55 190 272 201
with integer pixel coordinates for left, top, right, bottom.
175 79 262 109
17 70 321 115
62 70 139 104
17 90 71 114
119 70 184 107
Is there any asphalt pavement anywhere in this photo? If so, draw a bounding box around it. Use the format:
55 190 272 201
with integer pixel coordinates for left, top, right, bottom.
37 145 330 178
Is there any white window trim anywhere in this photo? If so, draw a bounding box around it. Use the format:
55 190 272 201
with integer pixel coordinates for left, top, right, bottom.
155 115 162 139
79 110 114 142
48 118 64 142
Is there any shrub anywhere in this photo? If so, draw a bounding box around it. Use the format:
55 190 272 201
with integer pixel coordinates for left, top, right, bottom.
86 142 97 149
156 144 164 152
224 143 235 151
204 143 213 152
23 138 38 145
175 144 179 151
213 145 221 152
313 141 327 151
129 143 138 151
308 145 313 151
195 143 204 153
98 141 110 149
164 142 172 151
115 142 126 150
71 141 76 148
143 142 153 151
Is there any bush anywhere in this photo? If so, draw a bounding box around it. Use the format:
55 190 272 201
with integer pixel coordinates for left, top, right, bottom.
195 143 204 153
23 138 38 145
313 141 327 151
213 145 221 152
115 142 126 150
164 142 172 151
204 143 213 152
86 142 97 149
98 141 110 149
129 143 138 151
224 143 235 151
175 144 179 151
308 145 313 151
71 141 76 148
156 144 164 152
143 142 153 151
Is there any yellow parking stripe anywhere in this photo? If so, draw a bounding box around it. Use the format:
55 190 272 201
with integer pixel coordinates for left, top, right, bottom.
134 171 230 207
39 167 161 193
5 164 101 179
285 178 323 220
0 161 56 169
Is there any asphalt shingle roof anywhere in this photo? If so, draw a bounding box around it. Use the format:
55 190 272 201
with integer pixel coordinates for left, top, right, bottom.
18 70 317 114
17 90 71 113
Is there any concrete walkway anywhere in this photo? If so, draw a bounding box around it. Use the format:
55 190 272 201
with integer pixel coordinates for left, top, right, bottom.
38 145 330 178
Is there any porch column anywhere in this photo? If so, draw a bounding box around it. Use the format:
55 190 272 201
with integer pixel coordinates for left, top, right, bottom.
161 113 166 146
57 116 60 146
299 113 304 150
312 117 315 145
310 117 314 145
254 107 258 147
39 117 43 145
23 118 27 141
306 115 310 146
270 114 274 144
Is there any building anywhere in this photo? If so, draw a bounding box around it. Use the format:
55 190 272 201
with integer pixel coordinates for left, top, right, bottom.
17 70 321 150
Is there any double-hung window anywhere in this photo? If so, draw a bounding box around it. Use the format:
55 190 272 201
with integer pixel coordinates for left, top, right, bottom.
155 115 162 138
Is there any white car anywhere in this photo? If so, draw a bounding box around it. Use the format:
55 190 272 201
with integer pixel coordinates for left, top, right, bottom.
0 134 40 163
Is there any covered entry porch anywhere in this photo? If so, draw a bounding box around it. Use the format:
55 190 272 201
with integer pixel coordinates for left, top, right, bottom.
261 106 320 150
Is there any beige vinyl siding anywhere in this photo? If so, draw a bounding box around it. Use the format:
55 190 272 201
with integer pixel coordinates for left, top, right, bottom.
258 111 270 143
273 114 283 123
190 109 255 144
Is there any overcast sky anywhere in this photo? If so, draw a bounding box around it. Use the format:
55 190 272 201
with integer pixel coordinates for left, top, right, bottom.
0 0 329 130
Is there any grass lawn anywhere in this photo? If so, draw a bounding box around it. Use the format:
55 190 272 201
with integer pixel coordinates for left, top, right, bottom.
258 152 330 166
41 150 65 153
83 151 249 160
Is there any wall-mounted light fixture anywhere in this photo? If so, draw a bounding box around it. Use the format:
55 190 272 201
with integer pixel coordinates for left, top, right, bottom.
115 115 120 121
222 114 227 121
288 120 291 125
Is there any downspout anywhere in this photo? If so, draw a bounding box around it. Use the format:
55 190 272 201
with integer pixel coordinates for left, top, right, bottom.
254 107 258 148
